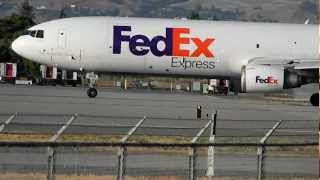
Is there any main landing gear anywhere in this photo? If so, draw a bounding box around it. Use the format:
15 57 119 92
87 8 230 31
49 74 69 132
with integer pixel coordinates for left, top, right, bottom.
310 93 319 107
86 72 98 98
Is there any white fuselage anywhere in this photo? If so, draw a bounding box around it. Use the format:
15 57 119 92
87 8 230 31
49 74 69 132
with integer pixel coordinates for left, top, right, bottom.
11 17 319 78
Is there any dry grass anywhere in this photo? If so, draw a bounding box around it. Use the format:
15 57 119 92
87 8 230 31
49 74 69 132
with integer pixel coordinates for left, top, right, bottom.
0 134 51 142
58 134 123 143
0 134 316 156
58 134 191 144
0 174 317 180
128 135 191 144
198 136 317 156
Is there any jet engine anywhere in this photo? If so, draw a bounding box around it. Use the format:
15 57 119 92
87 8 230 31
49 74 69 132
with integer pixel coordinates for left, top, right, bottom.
240 65 304 93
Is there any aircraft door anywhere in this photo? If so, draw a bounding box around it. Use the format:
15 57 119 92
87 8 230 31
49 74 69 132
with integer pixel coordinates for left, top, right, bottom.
290 40 300 59
58 29 67 49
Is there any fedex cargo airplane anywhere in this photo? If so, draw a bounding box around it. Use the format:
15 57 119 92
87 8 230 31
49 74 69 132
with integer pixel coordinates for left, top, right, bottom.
11 17 319 106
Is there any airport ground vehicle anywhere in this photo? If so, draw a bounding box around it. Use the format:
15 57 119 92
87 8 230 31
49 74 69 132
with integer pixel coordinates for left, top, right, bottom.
39 65 80 86
0 63 17 83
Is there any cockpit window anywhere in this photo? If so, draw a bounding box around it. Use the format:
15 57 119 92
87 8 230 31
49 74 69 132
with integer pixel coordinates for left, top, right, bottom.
36 30 44 38
30 30 36 37
24 30 44 38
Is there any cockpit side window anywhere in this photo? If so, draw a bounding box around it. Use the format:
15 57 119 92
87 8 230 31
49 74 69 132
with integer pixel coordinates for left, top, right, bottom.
36 30 44 38
30 30 36 37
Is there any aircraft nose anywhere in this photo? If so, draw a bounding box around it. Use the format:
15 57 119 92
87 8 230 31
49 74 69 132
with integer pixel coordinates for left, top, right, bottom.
11 37 26 56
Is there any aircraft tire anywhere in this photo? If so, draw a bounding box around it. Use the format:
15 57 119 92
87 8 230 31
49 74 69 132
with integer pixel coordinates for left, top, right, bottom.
310 93 319 106
87 88 98 98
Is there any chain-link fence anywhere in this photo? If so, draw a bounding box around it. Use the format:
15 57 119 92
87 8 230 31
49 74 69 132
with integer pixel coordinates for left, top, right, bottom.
0 112 318 180
0 142 318 180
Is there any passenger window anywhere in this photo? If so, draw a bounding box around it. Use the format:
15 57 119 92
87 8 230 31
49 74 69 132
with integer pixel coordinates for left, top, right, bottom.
36 30 44 38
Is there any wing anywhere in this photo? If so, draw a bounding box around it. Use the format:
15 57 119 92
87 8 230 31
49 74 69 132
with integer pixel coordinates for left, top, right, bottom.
248 57 320 70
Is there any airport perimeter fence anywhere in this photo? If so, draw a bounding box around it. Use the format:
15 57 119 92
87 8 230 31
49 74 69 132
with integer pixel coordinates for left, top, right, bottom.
0 112 318 180
0 142 318 180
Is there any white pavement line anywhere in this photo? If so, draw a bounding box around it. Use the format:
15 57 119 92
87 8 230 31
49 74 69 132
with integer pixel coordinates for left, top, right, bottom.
0 113 17 133
191 120 212 144
260 120 282 144
121 116 146 143
49 114 78 142
276 129 316 134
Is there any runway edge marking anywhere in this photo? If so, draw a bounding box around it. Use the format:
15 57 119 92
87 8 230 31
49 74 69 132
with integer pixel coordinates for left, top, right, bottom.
0 112 17 133
121 116 146 143
49 114 78 142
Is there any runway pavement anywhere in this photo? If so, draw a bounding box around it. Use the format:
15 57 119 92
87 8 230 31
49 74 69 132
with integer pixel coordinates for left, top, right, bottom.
0 84 317 138
0 84 317 121
0 84 318 177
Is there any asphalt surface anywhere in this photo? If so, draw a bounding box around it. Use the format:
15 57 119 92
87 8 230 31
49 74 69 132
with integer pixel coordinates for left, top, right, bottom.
0 84 318 177
0 84 317 121
0 84 317 138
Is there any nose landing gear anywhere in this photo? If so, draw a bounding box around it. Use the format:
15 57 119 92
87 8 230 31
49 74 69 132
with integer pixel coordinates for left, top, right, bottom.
87 88 97 98
86 72 98 98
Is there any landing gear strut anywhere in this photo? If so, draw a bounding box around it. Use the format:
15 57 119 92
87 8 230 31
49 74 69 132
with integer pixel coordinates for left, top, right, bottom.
86 72 98 98
310 93 319 107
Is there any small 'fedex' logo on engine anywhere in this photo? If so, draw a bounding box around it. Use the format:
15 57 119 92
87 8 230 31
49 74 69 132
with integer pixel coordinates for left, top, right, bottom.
113 26 215 58
256 76 279 84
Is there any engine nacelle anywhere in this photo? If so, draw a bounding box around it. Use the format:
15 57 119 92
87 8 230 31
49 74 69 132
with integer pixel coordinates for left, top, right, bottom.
241 65 302 93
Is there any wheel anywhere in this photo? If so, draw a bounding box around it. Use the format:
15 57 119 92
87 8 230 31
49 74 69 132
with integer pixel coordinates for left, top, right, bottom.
87 88 98 98
310 93 319 106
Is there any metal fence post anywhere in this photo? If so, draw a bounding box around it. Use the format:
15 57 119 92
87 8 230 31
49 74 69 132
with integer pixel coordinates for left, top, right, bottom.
207 110 217 179
117 146 127 180
318 119 320 180
257 145 265 180
191 117 212 180
188 147 197 180
117 116 145 180
257 120 282 180
47 147 56 180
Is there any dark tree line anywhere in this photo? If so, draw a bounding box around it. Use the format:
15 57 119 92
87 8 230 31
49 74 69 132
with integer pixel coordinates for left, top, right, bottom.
0 0 39 76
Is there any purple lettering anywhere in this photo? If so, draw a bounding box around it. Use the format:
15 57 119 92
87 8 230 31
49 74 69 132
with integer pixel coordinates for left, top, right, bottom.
129 35 150 56
113 26 131 54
